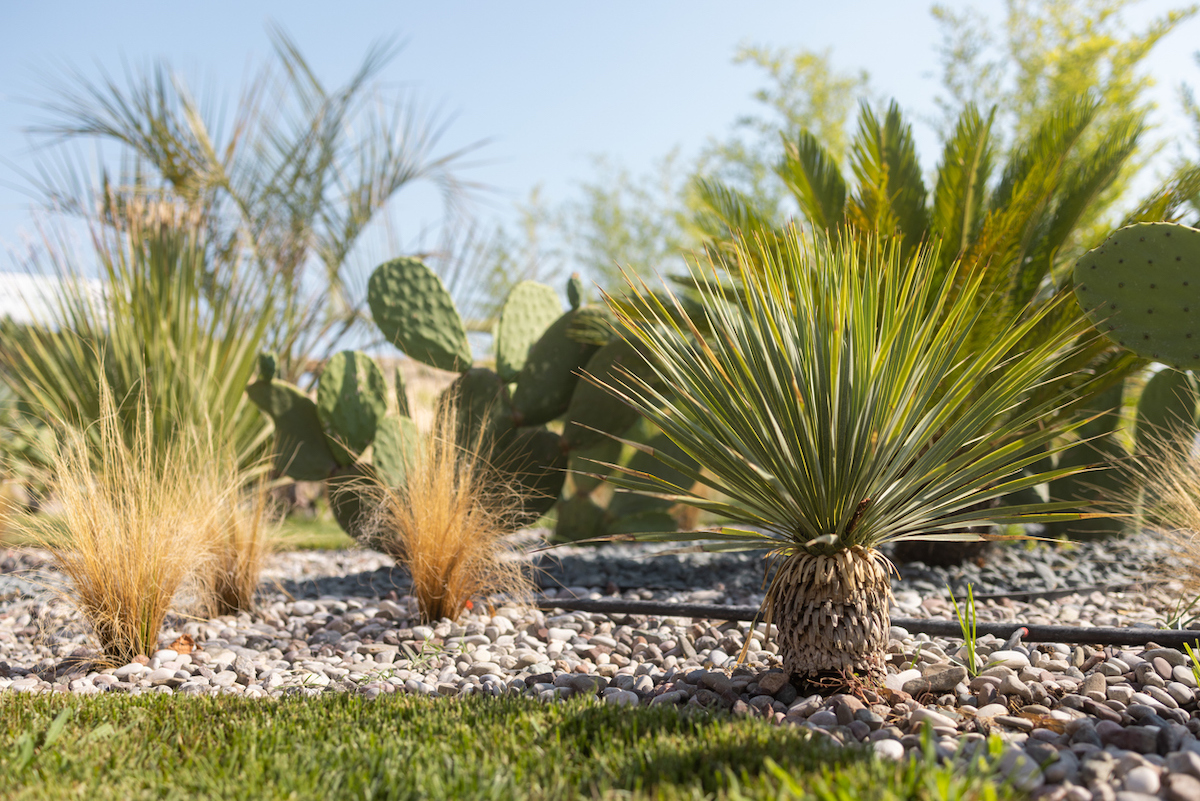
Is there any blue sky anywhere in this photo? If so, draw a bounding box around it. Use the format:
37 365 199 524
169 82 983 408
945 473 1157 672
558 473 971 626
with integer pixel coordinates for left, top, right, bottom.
2 1 1199 278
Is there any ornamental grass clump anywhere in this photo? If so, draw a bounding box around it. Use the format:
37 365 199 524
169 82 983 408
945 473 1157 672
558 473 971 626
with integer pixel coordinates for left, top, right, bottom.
20 383 213 665
12 373 276 662
196 475 279 617
596 228 1101 682
363 402 533 623
1113 426 1200 628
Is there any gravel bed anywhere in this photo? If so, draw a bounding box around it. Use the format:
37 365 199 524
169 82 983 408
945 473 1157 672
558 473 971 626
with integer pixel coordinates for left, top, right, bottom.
3 532 1200 800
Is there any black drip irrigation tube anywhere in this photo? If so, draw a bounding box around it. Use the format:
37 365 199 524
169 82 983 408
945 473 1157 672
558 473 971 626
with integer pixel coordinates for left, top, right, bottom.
535 597 1200 649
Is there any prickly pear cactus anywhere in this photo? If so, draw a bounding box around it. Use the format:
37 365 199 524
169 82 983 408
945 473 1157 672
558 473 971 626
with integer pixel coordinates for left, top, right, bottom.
567 436 623 494
553 420 700 544
372 414 420 488
495 281 562 382
554 494 607 543
368 257 472 372
510 310 600 426
565 306 617 346
316 350 389 462
246 379 339 481
1074 222 1200 369
440 367 514 449
562 339 649 450
327 463 372 540
492 427 567 527
327 415 420 542
257 352 277 382
1046 380 1127 540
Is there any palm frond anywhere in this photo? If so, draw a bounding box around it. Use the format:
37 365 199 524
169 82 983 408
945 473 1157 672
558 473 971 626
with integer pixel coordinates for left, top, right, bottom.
847 101 929 256
691 177 776 243
776 130 846 233
931 104 996 270
1121 164 1200 225
23 28 484 383
1015 112 1144 306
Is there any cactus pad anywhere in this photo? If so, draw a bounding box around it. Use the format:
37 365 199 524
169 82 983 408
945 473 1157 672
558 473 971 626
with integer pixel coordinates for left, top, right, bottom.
563 339 650 450
608 432 698 519
245 379 338 481
568 436 622 494
493 427 567 527
316 350 388 462
1046 381 1126 540
565 305 617 346
510 310 601 426
607 509 679 536
1134 368 1197 462
1074 222 1200 369
567 273 585 310
372 414 420 488
552 494 608 544
368 257 472 372
257 352 277 382
440 367 514 448
327 463 372 540
495 281 562 382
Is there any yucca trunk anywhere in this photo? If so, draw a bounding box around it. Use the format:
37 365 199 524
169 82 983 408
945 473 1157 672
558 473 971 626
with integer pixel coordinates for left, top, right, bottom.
768 546 892 681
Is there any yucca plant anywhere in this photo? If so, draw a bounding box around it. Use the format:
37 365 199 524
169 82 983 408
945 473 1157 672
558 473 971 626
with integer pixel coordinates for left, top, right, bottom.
596 229 1100 680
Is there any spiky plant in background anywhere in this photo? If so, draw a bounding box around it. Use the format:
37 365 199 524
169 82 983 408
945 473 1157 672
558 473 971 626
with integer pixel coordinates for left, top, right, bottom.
596 228 1101 681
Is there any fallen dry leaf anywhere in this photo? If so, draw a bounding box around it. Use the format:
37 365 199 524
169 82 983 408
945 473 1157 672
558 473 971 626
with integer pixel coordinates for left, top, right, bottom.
169 634 195 654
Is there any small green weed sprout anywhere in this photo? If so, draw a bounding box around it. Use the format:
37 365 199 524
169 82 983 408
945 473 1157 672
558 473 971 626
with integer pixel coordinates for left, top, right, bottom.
1183 641 1200 688
949 583 979 678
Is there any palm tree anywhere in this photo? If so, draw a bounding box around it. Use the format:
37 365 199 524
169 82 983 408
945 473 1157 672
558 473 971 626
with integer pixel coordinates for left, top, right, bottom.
22 25 483 384
597 229 1100 680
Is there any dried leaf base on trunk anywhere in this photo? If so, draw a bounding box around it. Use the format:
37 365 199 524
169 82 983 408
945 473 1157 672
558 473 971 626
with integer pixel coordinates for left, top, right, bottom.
768 546 892 684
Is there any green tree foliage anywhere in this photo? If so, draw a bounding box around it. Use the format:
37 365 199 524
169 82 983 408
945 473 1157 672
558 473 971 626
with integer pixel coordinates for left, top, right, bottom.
932 0 1196 141
567 152 689 285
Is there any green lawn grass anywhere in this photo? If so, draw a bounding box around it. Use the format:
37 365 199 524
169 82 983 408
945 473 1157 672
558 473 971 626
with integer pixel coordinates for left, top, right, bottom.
275 514 357 550
0 694 1013 800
